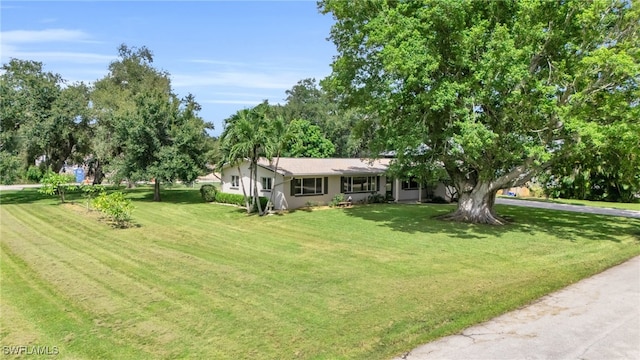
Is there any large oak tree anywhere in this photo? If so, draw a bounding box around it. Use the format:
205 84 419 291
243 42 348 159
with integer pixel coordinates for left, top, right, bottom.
320 0 639 224
92 45 212 201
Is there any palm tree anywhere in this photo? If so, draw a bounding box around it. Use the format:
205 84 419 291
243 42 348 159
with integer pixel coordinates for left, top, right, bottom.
219 104 270 214
263 115 293 215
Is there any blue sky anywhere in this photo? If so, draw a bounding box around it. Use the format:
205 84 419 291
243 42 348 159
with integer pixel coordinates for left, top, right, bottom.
0 1 337 136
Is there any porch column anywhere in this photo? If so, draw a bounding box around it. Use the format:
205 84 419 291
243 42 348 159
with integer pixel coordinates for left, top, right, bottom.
418 183 422 203
395 178 400 203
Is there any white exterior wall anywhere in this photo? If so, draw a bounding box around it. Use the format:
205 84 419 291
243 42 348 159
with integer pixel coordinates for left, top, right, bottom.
433 183 455 202
283 175 387 209
220 163 287 209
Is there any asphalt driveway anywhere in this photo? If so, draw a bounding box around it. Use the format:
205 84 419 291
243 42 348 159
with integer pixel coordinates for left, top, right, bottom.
496 197 640 219
395 256 640 360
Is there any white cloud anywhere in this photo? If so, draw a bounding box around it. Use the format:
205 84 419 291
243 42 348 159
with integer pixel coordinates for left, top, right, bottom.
201 99 268 105
1 44 115 64
1 29 90 43
172 71 302 90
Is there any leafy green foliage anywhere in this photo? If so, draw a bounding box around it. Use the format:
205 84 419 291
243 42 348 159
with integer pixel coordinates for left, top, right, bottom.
92 191 133 227
80 184 106 210
320 0 640 223
0 152 21 185
38 171 76 203
24 166 43 183
329 193 345 207
199 184 217 202
281 78 360 157
0 59 91 174
214 192 268 210
91 45 213 201
284 119 335 158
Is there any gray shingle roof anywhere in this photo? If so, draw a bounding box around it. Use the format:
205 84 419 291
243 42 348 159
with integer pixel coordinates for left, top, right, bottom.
257 157 391 176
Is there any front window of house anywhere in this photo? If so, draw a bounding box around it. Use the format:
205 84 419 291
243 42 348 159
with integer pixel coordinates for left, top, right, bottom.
231 175 240 188
341 176 378 193
402 177 420 190
293 177 323 195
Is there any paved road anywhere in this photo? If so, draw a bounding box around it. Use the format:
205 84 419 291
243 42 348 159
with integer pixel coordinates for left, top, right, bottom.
0 184 42 191
395 256 640 360
496 197 640 219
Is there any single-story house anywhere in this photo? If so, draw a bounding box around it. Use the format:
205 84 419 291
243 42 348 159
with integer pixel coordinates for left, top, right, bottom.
220 158 453 210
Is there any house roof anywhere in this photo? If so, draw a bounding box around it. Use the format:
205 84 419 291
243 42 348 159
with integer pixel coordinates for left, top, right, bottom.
256 157 391 176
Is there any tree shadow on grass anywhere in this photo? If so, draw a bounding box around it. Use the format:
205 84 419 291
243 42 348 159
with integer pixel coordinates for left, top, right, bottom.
125 188 204 204
341 203 640 243
0 188 50 205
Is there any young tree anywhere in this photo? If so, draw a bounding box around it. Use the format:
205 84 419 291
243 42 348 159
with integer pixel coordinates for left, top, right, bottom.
320 0 639 224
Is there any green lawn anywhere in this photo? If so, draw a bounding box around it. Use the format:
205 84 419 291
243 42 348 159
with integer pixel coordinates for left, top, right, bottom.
2 187 639 359
500 195 640 211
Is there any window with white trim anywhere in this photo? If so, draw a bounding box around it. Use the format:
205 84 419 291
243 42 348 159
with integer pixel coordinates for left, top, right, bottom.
292 177 323 195
261 177 272 191
231 175 240 188
341 176 377 193
401 177 420 190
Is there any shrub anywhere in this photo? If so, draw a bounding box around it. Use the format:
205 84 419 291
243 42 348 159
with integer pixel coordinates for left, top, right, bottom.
367 193 385 204
39 171 77 203
199 184 217 202
25 166 43 183
214 192 268 211
528 184 545 198
80 184 105 210
92 191 133 228
431 196 449 204
0 153 22 185
329 193 345 207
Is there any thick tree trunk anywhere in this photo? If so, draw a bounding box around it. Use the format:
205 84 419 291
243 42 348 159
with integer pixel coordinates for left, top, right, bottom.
439 182 506 225
153 180 161 201
92 162 104 185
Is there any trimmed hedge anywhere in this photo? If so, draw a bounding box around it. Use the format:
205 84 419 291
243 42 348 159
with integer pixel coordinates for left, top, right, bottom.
214 192 269 211
200 184 217 202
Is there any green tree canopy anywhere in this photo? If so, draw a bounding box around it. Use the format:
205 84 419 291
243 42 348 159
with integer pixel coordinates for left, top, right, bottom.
320 0 639 224
0 59 90 183
92 45 213 201
284 119 335 158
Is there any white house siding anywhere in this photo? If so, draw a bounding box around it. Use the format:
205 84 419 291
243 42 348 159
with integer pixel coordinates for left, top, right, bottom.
395 187 428 202
282 175 388 209
221 163 287 208
433 183 456 202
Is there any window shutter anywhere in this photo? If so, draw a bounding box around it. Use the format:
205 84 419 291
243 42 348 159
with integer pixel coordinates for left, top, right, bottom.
340 177 345 193
290 178 296 196
376 176 380 192
324 177 329 194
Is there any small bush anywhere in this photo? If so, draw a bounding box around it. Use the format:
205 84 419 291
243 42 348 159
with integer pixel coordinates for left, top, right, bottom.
528 184 545 198
431 196 449 204
92 191 133 227
329 193 345 207
80 184 105 210
367 193 385 204
25 166 43 183
214 192 268 211
0 152 21 185
200 184 217 202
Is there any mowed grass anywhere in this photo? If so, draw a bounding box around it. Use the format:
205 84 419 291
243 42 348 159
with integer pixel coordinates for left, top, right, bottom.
1 187 639 359
502 195 640 211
